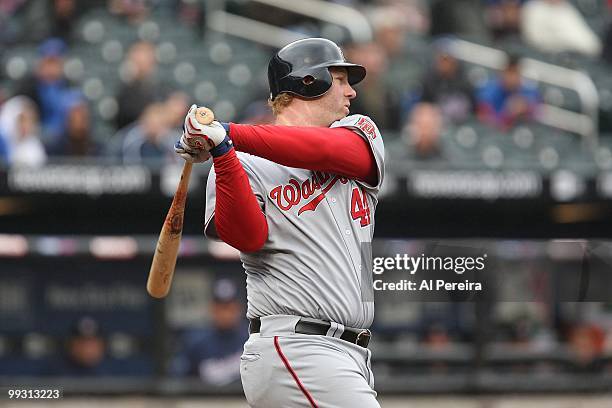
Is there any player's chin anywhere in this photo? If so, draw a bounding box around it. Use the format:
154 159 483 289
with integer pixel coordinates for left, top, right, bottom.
335 107 349 121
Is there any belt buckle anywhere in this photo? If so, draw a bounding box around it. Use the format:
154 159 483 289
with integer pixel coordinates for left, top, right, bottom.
355 329 371 348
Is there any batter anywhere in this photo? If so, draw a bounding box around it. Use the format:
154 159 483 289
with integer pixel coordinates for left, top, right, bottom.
175 38 384 408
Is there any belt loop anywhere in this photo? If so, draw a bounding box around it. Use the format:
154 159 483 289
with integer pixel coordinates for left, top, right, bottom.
325 322 345 339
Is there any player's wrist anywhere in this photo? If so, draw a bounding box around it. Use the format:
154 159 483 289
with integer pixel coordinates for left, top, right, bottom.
209 135 234 157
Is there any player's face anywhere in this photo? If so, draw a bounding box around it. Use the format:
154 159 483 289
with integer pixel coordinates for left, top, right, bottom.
318 68 357 123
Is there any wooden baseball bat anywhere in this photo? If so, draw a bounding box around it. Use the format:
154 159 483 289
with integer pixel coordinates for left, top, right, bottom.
146 107 214 298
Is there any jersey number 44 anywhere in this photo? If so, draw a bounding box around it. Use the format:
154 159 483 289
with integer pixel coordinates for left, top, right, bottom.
350 187 371 227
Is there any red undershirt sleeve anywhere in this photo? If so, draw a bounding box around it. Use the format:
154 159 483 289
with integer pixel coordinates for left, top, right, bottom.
212 148 268 252
228 124 378 186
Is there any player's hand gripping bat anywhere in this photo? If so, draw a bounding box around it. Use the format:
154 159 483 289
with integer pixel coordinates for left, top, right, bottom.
146 107 214 298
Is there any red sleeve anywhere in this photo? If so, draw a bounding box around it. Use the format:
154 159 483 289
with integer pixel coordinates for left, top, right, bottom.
212 148 268 252
229 124 377 186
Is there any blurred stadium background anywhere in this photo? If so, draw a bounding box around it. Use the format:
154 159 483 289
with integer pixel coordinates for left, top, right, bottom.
1 0 612 406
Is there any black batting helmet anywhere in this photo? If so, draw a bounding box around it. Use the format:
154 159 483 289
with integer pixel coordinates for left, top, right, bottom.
268 38 366 100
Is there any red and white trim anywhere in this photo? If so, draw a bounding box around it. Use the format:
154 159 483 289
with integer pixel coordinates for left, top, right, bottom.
273 336 319 408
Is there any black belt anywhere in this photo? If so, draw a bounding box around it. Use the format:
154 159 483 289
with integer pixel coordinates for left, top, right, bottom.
249 317 371 348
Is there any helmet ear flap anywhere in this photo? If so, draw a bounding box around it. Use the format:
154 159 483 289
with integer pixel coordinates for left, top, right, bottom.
302 75 315 86
298 67 332 98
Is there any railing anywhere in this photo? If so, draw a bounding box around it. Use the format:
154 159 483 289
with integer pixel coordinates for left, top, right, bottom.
205 0 372 48
251 0 372 43
206 11 307 49
448 39 600 146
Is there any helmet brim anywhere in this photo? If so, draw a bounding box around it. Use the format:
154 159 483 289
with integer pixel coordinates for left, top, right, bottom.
295 61 367 86
328 62 367 86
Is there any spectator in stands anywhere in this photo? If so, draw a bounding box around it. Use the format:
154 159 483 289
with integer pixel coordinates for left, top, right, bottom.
14 38 75 149
422 323 453 373
164 91 190 132
484 0 524 42
108 0 150 24
430 0 490 41
0 0 26 46
521 0 602 57
0 96 47 167
598 2 612 66
120 103 176 163
115 41 166 130
402 102 445 160
346 42 400 131
50 316 110 376
49 91 99 157
423 323 452 350
18 0 87 44
420 41 475 124
602 22 612 65
17 38 84 147
368 4 425 58
568 324 606 373
0 130 8 165
170 278 248 386
476 55 541 130
171 0 206 35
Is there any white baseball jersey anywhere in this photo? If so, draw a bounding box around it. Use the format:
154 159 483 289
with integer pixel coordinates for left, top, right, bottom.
204 115 385 329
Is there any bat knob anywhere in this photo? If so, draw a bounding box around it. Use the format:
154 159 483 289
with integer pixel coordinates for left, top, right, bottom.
195 107 215 125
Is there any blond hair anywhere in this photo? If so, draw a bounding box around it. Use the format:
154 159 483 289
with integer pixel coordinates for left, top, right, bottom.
268 93 294 116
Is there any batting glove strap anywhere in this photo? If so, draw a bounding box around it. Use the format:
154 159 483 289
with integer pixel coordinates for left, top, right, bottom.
209 135 234 157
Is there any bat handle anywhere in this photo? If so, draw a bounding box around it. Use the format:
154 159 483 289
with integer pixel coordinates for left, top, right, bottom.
181 161 193 184
173 161 193 211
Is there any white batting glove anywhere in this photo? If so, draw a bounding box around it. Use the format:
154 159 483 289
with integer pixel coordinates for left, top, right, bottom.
174 140 211 163
182 104 227 150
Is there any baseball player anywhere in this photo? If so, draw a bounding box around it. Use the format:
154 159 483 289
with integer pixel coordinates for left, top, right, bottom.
175 38 384 408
